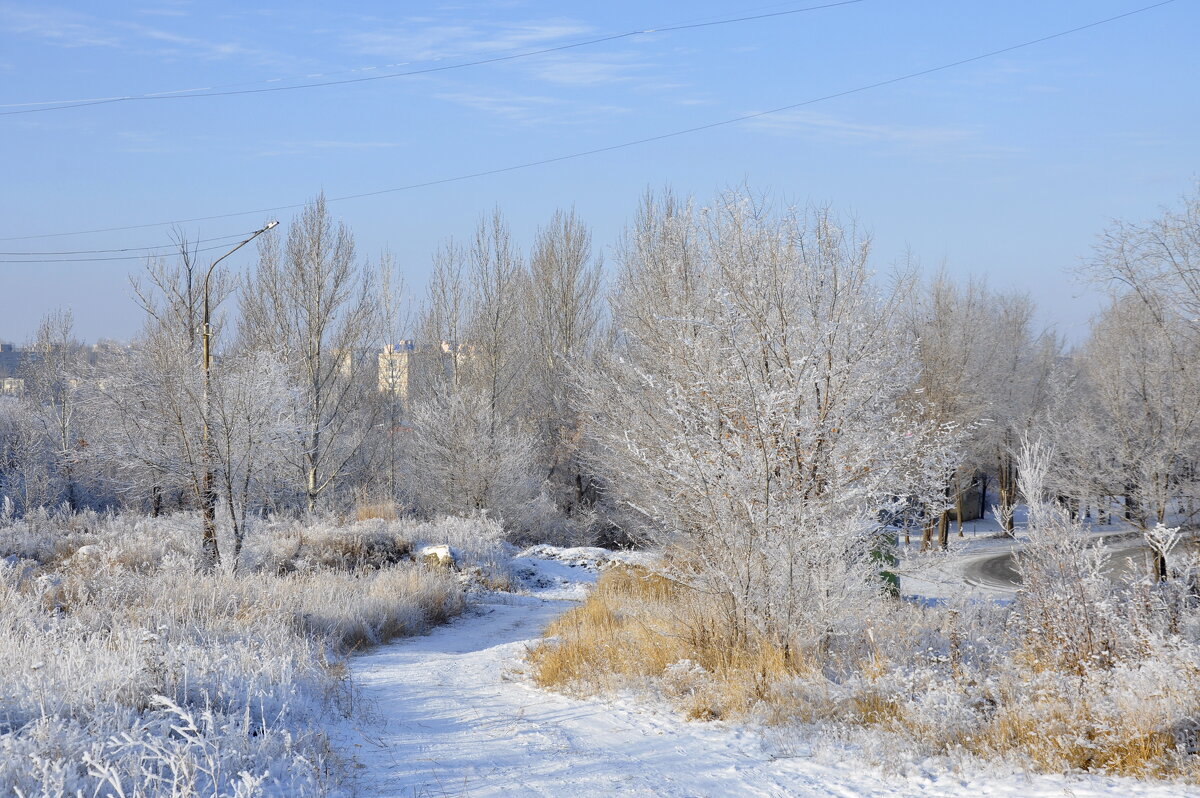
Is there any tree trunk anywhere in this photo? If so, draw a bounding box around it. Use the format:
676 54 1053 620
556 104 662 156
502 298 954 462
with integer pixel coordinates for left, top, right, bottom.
1152 548 1168 581
225 491 243 573
955 483 965 537
200 469 219 572
63 461 76 512
307 463 318 515
1124 488 1138 522
977 472 988 521
997 451 1016 536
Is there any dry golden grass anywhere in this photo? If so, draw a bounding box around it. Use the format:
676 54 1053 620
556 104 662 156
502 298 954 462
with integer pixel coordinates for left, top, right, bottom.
355 500 399 522
979 698 1175 776
528 563 1200 781
529 566 802 721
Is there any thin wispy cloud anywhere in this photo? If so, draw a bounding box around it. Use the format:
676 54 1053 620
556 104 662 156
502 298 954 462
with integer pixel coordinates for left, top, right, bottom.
1 3 294 67
339 12 683 93
117 21 282 63
434 91 560 122
1 4 120 48
112 129 180 154
343 19 591 63
529 52 648 87
136 2 190 18
943 57 1074 91
432 89 632 126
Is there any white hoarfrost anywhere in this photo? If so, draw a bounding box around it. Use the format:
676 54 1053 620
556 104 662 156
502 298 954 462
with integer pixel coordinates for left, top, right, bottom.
345 547 1197 798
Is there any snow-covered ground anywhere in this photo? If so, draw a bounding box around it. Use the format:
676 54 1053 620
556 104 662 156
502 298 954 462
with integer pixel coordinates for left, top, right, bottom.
343 546 1200 798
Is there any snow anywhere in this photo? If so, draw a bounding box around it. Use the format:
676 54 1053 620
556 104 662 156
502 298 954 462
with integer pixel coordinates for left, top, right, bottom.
505 544 656 600
419 543 459 569
343 548 1200 798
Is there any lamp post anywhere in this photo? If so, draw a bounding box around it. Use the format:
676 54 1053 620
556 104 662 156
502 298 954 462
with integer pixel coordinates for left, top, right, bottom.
199 219 278 571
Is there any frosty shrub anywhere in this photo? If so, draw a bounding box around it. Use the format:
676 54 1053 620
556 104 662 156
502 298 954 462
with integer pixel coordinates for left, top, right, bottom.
402 387 540 521
0 512 465 797
1008 438 1126 673
405 512 515 590
261 515 415 573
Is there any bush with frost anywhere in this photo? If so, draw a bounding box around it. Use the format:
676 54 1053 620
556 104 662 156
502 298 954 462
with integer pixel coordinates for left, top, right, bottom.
0 511 465 796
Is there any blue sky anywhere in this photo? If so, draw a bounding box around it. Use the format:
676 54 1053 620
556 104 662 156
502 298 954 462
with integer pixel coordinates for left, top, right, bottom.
1 0 1196 344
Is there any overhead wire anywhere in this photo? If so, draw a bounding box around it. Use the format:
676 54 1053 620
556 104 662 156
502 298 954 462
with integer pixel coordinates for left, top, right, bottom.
0 1 866 116
0 0 1178 250
0 231 262 257
0 239 265 264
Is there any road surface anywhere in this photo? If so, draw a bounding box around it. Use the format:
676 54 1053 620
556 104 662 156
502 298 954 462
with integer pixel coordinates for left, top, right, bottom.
962 537 1158 592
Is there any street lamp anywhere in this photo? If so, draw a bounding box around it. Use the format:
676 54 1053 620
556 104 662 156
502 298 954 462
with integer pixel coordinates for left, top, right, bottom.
198 219 278 571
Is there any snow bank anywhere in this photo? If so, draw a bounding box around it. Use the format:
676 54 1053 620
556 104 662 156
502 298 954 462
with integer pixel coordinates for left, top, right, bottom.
511 544 656 600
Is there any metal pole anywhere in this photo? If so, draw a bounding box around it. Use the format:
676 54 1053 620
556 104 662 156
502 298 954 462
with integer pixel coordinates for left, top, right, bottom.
198 220 278 571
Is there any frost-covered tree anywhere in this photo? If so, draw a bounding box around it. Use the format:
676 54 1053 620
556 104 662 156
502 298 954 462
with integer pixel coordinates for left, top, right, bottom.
1011 437 1126 673
524 208 604 512
419 240 470 385
404 216 540 521
208 350 297 561
96 312 205 522
586 190 957 651
24 309 85 510
1075 188 1200 535
906 274 1000 548
1061 297 1200 577
464 207 531 430
985 293 1059 535
120 238 233 522
240 195 386 512
404 387 538 518
1086 184 1200 334
906 277 1058 543
0 396 52 514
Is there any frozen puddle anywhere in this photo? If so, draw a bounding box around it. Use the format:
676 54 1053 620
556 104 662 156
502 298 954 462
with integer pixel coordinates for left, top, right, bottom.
344 553 1200 798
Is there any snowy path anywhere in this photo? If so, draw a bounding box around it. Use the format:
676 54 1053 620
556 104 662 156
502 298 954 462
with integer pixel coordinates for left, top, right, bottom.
344 555 1200 798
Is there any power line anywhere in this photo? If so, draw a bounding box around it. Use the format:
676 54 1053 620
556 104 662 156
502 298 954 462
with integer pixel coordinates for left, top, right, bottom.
0 231 259 257
0 239 266 264
0 1 866 116
0 0 1176 246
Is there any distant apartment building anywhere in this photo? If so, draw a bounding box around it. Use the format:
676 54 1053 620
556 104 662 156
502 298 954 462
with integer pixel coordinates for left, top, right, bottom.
0 343 20 378
378 340 416 399
0 340 126 396
376 341 469 403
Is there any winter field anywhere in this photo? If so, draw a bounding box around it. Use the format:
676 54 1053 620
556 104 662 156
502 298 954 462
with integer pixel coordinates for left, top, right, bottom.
3 188 1200 795
5 507 1200 797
